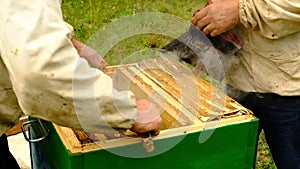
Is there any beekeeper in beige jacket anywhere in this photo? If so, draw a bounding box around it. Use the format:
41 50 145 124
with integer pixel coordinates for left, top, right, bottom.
0 0 162 168
192 0 300 169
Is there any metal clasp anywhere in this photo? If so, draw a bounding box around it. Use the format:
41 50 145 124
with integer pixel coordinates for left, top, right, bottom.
21 119 49 143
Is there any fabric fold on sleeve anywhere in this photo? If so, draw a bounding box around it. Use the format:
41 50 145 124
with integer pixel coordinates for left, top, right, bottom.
239 0 300 39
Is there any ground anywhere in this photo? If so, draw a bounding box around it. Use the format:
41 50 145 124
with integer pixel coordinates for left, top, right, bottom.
8 132 31 169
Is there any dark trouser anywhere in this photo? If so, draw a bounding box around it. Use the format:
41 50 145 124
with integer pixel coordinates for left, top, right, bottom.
237 93 300 169
0 134 20 169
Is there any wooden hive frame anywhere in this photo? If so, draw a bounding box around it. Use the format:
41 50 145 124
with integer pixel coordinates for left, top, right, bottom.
54 57 255 154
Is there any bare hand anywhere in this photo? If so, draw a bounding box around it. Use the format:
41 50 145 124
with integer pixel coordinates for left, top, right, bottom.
71 38 108 71
191 0 240 37
130 100 162 136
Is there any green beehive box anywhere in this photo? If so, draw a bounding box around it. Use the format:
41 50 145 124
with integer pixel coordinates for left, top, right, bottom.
30 58 259 169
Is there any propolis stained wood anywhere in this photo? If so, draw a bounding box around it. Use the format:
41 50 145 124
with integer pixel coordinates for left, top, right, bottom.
30 58 259 169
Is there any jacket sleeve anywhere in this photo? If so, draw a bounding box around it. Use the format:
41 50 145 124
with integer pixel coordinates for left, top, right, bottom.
239 0 300 39
0 0 137 134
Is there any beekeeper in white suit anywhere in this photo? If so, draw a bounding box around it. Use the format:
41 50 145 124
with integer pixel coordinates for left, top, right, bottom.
0 0 162 168
192 0 300 169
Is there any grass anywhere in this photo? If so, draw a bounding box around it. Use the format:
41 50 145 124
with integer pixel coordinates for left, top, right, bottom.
256 131 277 169
61 0 205 65
61 0 276 168
62 0 202 41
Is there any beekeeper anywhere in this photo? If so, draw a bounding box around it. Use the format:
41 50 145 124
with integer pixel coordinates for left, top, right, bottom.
192 0 300 169
0 0 162 168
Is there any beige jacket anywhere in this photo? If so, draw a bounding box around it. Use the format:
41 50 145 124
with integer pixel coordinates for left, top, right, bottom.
227 0 300 96
0 0 137 136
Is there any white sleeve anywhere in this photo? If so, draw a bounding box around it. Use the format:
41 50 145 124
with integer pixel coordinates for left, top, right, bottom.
0 0 137 133
239 0 300 39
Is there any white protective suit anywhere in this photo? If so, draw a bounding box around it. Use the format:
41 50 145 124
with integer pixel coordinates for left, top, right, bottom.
0 0 137 136
227 0 300 95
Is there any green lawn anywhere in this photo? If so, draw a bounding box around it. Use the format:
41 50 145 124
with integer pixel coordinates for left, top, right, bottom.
62 0 205 65
61 1 276 168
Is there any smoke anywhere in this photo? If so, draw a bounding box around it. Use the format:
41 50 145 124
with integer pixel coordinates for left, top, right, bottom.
161 25 250 101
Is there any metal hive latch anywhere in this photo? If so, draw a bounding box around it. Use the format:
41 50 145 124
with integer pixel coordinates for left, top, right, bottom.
21 119 49 143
